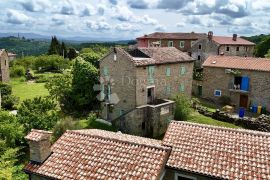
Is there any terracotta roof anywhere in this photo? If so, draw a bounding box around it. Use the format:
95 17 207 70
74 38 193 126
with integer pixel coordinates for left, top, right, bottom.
25 129 52 142
137 32 206 40
162 121 270 179
203 55 270 72
129 47 194 66
24 129 170 179
212 36 255 45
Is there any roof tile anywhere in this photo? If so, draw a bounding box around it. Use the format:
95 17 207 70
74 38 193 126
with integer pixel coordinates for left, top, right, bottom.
137 32 206 40
212 36 255 45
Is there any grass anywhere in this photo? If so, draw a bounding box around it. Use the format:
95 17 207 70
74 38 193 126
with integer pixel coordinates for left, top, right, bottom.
10 77 49 102
188 111 241 129
78 119 117 132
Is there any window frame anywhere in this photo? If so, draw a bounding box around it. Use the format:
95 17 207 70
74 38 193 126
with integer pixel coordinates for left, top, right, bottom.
179 41 185 48
179 84 185 92
226 46 230 51
103 66 108 76
214 90 222 97
180 66 186 75
175 173 197 180
168 41 174 47
236 46 240 51
166 67 171 76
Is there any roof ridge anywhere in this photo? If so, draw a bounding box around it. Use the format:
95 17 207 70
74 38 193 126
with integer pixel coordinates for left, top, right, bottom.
170 120 270 137
67 130 171 151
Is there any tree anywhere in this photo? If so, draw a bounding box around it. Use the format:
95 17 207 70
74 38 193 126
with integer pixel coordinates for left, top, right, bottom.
17 97 59 133
80 52 101 68
34 55 69 72
0 83 19 110
60 42 68 58
255 37 270 57
48 36 60 55
67 48 78 60
174 94 192 121
265 49 270 58
71 57 99 111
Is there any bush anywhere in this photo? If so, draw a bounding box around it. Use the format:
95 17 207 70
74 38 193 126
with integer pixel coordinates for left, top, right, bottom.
219 96 232 105
2 95 19 110
10 66 26 78
174 94 192 121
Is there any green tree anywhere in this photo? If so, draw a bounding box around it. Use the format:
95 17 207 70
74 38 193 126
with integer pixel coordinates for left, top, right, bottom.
71 57 99 111
80 52 101 68
265 49 270 58
0 83 19 110
34 55 69 72
67 48 78 60
174 94 192 121
255 37 270 57
48 36 60 55
17 96 59 133
60 42 68 58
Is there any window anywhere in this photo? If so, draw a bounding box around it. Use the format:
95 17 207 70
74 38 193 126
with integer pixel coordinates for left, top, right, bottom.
168 41 173 47
166 67 171 76
100 84 105 100
198 44 202 49
245 46 248 52
142 122 145 130
214 90 222 97
191 41 195 46
5 60 7 66
165 86 171 95
103 66 108 76
148 66 155 84
226 46 230 51
175 173 197 180
179 41 185 48
179 84 185 92
236 46 240 51
198 55 201 60
180 66 186 75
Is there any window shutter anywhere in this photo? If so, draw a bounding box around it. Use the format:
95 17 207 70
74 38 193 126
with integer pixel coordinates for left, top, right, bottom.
103 67 108 76
180 66 186 75
166 67 171 76
101 84 105 100
179 84 185 92
148 66 155 84
108 85 111 101
165 86 171 95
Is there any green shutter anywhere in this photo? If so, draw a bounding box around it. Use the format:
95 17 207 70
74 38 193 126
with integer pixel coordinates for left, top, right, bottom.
103 67 108 76
165 86 171 95
148 66 155 84
179 84 185 92
180 66 186 75
166 67 171 76
101 84 105 100
179 41 184 48
108 85 111 101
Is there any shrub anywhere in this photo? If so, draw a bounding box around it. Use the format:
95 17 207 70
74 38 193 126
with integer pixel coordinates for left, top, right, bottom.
219 96 232 105
10 66 26 77
174 94 192 121
2 95 19 110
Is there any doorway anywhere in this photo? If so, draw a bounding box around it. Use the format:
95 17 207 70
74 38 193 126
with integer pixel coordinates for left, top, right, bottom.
147 87 155 104
240 94 248 108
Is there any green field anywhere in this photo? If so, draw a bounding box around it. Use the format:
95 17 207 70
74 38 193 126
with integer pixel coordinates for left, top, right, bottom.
188 111 241 129
10 77 49 102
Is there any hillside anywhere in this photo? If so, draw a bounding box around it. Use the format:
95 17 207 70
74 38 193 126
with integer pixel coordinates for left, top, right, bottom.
241 34 270 57
0 36 49 56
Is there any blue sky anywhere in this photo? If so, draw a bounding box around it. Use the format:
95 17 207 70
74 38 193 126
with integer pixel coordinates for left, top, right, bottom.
0 0 270 39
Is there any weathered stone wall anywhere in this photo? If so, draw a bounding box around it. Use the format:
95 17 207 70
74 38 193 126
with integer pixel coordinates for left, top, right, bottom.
135 62 194 106
0 50 10 82
113 100 175 138
202 67 270 111
100 49 137 120
219 45 254 57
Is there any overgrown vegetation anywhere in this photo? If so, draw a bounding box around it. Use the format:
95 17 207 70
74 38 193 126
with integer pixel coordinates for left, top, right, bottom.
174 94 192 121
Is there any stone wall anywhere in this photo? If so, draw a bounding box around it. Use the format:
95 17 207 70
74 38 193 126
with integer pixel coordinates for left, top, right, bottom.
202 67 270 111
113 99 175 138
196 106 270 132
219 45 254 57
0 50 10 82
147 39 196 52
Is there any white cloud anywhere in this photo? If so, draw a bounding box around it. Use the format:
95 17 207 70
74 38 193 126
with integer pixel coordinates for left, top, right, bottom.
115 23 141 31
86 19 111 31
6 9 30 24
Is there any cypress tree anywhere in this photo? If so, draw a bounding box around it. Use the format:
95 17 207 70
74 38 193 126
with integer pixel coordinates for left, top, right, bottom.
48 36 60 55
60 42 68 58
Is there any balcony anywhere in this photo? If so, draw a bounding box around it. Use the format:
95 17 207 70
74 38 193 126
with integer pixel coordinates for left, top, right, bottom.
228 83 249 94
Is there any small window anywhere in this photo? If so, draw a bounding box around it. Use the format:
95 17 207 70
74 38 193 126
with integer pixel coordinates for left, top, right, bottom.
191 41 195 46
198 55 201 60
236 46 239 51
165 86 171 95
179 84 185 92
142 122 145 130
180 66 186 75
179 41 185 48
226 46 230 51
166 67 171 76
214 90 222 97
168 41 173 47
5 60 7 66
103 67 108 76
245 47 248 52
198 44 202 49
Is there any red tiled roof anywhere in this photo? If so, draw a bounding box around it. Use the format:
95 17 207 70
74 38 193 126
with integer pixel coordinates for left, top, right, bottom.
162 121 270 179
25 129 52 142
212 36 255 45
137 32 206 40
133 47 194 66
24 129 170 179
203 55 270 72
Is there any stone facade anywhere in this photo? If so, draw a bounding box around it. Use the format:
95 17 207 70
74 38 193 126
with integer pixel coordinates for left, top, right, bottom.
202 67 270 111
0 49 10 82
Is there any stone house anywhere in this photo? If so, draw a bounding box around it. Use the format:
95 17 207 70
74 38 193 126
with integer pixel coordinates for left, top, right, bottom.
137 32 206 53
24 121 270 179
191 31 255 68
0 49 10 82
99 47 194 137
201 55 270 111
8 52 17 61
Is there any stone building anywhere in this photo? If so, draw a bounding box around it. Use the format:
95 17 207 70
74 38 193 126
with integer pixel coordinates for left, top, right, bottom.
137 32 206 53
0 49 10 82
24 121 270 180
8 52 17 61
191 31 255 68
201 55 270 111
99 47 194 137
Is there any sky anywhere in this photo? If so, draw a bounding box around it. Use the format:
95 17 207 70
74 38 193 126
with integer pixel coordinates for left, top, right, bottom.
0 0 270 40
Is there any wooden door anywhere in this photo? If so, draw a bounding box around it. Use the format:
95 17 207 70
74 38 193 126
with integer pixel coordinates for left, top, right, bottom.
240 95 248 108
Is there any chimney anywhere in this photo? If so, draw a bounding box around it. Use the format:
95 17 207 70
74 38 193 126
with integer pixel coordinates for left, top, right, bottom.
25 129 52 163
233 34 237 41
208 31 213 41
